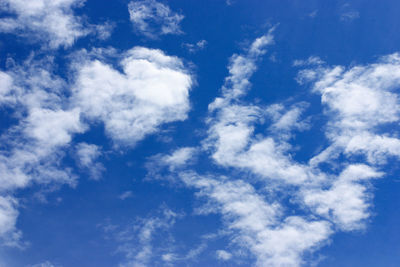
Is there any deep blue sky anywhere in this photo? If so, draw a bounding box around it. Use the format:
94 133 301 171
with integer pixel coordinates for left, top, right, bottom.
0 0 400 266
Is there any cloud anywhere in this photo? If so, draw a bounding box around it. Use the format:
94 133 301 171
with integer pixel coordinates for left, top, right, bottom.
101 206 181 267
266 102 311 138
72 47 193 146
216 250 232 261
209 29 275 110
182 40 207 53
75 143 104 180
119 191 133 200
0 0 89 48
305 53 400 166
180 172 332 267
0 196 22 247
293 56 325 67
301 164 383 231
206 31 318 186
156 147 197 171
128 0 184 38
340 11 360 22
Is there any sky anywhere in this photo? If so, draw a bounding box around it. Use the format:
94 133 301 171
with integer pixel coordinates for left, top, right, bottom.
0 0 400 266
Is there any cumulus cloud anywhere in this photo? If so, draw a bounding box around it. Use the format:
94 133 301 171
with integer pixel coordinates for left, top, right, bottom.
72 47 193 146
0 0 89 48
128 0 184 38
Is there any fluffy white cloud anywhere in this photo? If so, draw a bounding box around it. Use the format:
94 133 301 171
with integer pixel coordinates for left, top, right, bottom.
72 47 193 146
128 0 184 38
307 53 400 166
0 0 88 48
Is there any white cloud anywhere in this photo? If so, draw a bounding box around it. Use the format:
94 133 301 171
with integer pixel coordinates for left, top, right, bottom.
0 71 15 104
0 0 88 48
75 143 104 180
0 196 22 247
119 191 133 200
128 0 184 38
102 207 180 267
72 47 193 146
209 31 275 111
307 53 400 166
301 164 383 231
216 250 232 261
182 40 207 53
266 102 311 138
206 31 318 186
160 147 197 171
180 172 332 267
293 56 325 67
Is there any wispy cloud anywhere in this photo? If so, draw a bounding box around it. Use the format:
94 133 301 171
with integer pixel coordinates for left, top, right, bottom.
75 143 105 180
340 11 360 22
128 0 184 38
100 206 181 267
182 40 208 53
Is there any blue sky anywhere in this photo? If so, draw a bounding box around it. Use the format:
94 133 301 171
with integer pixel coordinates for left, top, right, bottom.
0 0 400 266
